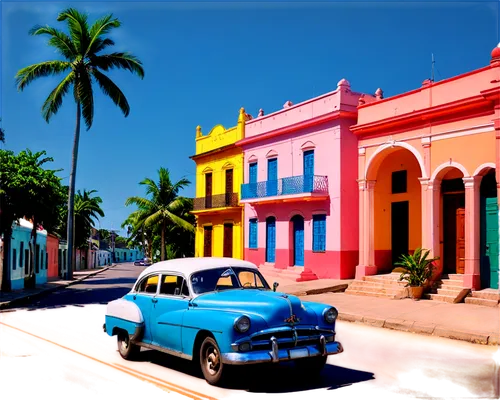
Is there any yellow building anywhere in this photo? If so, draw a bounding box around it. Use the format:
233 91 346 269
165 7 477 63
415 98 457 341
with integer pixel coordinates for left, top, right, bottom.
190 108 247 259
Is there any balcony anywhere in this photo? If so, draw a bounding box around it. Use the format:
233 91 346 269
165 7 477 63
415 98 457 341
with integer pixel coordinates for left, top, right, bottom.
240 175 329 203
192 192 240 212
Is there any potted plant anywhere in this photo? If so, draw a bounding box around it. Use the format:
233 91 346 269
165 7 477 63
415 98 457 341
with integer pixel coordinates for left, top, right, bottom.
395 247 439 300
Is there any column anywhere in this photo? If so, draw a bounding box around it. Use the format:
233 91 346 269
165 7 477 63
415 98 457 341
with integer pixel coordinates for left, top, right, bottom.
356 179 377 279
463 176 482 290
427 179 442 280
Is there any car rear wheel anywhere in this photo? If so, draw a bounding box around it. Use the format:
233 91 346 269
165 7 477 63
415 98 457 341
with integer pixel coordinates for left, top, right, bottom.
295 355 327 376
200 337 225 385
117 330 140 360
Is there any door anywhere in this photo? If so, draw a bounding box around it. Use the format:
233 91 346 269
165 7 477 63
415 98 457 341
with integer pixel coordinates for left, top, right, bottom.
481 198 499 288
130 273 160 344
203 226 212 257
150 274 189 352
225 169 233 206
391 201 409 265
205 173 212 209
223 223 233 258
266 217 276 263
267 158 278 196
293 216 304 266
455 208 465 274
303 150 314 192
443 194 465 273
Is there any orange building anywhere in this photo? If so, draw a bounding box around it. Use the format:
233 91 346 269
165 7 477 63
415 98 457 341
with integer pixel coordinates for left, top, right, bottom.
353 44 500 291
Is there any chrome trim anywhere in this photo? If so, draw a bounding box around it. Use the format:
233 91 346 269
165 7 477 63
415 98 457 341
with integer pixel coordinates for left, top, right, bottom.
222 340 343 365
134 341 193 360
233 315 251 333
319 335 326 356
270 336 279 362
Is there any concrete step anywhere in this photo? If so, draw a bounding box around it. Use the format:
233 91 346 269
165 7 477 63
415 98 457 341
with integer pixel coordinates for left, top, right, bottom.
442 274 464 282
464 297 500 307
439 282 467 290
423 293 459 303
470 289 500 301
345 290 395 299
437 288 467 296
349 281 406 290
364 273 401 282
364 277 405 285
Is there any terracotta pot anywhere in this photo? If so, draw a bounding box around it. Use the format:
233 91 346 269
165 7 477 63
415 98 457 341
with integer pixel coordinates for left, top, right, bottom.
409 286 424 300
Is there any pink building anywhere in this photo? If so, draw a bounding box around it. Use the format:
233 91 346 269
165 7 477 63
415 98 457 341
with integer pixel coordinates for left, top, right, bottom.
238 79 374 281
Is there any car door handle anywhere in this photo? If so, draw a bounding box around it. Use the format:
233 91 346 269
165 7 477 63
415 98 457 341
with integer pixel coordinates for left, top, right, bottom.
152 298 158 304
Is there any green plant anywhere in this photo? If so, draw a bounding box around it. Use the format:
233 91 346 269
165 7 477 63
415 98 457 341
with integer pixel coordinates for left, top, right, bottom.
396 247 439 287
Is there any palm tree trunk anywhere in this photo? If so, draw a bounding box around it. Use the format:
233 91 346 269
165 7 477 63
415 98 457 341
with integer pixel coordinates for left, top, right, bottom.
161 223 165 261
66 101 81 280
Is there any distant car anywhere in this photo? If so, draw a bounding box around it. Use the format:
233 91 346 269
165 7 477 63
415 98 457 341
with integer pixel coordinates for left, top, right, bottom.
133 259 144 266
104 257 343 385
134 257 152 267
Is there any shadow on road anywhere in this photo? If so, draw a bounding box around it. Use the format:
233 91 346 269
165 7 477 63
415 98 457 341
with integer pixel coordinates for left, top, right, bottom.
78 278 138 286
136 349 374 393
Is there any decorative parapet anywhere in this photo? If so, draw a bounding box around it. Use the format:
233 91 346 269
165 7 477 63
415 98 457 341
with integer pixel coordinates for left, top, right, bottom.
194 108 246 156
241 175 328 200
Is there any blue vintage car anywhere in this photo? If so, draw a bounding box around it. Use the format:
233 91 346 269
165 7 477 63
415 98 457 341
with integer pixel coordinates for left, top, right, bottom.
104 257 343 385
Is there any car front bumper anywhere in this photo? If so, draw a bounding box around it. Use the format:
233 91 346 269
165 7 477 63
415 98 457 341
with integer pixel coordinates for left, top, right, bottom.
221 336 343 365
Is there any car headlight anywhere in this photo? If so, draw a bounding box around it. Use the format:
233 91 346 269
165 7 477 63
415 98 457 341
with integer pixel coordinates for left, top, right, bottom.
234 315 251 333
323 307 338 324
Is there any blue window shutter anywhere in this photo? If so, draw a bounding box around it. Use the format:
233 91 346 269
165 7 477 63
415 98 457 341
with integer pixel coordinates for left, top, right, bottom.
249 219 258 249
249 163 257 184
313 215 326 252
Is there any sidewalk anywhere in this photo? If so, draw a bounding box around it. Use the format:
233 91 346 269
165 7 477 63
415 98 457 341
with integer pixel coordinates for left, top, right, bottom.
0 265 115 310
261 271 500 346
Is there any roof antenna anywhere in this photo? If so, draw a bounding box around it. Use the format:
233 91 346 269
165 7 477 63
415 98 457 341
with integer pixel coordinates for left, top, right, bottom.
431 53 435 82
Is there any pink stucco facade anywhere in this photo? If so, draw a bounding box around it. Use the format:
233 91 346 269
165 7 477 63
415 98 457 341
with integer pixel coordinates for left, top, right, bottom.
238 79 374 280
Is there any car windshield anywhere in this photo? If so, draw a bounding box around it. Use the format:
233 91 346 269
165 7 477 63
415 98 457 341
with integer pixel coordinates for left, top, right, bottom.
190 267 270 295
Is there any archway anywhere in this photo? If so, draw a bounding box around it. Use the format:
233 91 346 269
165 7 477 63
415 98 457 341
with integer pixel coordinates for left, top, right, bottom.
479 168 498 289
290 215 304 267
433 166 466 274
265 216 276 263
365 146 423 271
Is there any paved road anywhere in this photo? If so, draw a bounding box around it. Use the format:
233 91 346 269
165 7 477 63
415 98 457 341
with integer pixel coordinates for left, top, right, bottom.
4 265 500 399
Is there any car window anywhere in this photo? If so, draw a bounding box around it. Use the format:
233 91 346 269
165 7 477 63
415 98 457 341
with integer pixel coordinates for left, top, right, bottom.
159 274 189 297
136 274 160 294
238 270 266 288
191 267 270 294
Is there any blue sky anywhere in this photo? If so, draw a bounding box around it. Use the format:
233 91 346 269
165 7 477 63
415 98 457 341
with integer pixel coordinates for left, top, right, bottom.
1 0 499 236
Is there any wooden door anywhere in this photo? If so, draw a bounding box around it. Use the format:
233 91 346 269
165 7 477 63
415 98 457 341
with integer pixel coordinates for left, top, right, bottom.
391 201 409 265
223 224 233 258
205 173 212 209
456 208 465 274
225 169 233 206
203 226 212 257
267 158 278 196
293 216 304 266
303 150 314 192
266 217 276 263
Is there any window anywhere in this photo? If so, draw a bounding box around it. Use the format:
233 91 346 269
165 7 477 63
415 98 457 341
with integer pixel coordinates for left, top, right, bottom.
25 249 30 274
46 252 49 270
392 170 407 194
12 249 17 270
249 219 258 249
20 242 24 269
136 274 160 294
313 214 326 252
159 274 189 296
249 162 257 184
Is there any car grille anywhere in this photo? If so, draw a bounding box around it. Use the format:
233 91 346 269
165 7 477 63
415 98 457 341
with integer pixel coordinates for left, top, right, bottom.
249 327 334 351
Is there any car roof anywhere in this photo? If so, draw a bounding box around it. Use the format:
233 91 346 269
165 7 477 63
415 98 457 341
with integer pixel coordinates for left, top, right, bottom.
136 257 258 282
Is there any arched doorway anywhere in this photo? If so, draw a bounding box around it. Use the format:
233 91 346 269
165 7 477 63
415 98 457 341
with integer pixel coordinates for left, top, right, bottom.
291 215 304 266
266 216 276 263
365 146 423 272
479 168 498 289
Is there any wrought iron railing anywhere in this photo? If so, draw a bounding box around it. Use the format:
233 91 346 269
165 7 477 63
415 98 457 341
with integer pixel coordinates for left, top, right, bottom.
241 175 328 200
193 192 239 211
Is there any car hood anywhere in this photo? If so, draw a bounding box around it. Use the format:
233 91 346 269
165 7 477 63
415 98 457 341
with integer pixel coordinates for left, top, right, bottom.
192 290 319 327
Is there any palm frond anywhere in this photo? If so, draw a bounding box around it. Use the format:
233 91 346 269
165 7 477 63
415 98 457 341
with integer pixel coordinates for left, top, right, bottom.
91 69 130 116
125 196 155 210
15 61 72 91
56 8 90 54
41 71 75 123
91 52 144 79
163 209 194 232
29 25 77 60
75 70 94 129
86 14 120 55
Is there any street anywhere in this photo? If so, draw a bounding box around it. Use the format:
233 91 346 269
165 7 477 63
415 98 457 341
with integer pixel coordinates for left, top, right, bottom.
0 263 498 400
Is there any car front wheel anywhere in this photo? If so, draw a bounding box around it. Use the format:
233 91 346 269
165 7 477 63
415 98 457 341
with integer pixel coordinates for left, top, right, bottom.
117 330 140 360
295 355 327 376
200 337 225 385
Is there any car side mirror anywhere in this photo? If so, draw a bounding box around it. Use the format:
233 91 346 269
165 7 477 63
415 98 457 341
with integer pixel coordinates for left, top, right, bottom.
273 282 279 292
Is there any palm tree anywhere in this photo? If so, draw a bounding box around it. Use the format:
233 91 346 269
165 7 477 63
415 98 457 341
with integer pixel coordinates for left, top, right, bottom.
0 118 5 143
74 189 105 249
15 8 144 279
125 168 194 261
